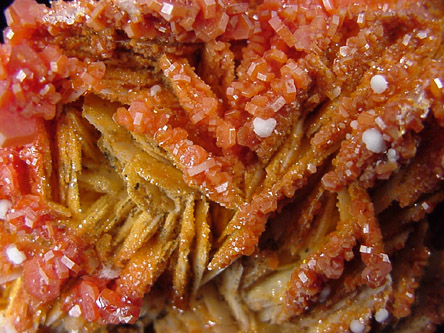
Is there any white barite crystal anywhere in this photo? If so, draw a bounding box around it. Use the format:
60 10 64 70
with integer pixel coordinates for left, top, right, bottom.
68 304 82 318
375 308 389 323
0 199 11 220
370 74 388 94
253 117 277 138
387 148 399 162
150 84 162 96
6 244 26 265
350 319 365 333
362 128 386 153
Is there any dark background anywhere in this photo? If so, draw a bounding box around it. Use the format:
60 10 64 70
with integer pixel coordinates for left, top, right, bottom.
0 0 14 34
0 0 50 41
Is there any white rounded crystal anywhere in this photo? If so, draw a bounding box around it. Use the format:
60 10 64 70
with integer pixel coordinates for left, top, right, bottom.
6 244 26 265
350 319 365 333
362 128 386 153
370 74 388 94
375 308 389 323
253 117 277 138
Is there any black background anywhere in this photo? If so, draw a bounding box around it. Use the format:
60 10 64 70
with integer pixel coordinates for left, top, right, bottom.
0 0 50 41
0 0 14 33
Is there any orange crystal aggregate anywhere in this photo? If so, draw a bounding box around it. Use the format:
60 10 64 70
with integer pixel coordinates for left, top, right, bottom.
0 0 444 331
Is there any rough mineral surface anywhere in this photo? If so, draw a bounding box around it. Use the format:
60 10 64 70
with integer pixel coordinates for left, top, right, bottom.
0 0 444 332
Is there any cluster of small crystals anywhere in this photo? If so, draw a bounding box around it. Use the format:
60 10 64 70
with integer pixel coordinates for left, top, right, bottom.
206 1 444 325
284 184 391 320
112 0 344 273
114 54 241 206
0 0 109 146
283 5 444 322
207 0 422 270
2 0 443 204
44 0 255 42
114 0 335 210
0 129 139 331
1 0 444 329
110 0 325 208
321 24 444 191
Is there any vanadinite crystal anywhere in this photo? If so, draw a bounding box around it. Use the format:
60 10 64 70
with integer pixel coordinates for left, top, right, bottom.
1 0 444 331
